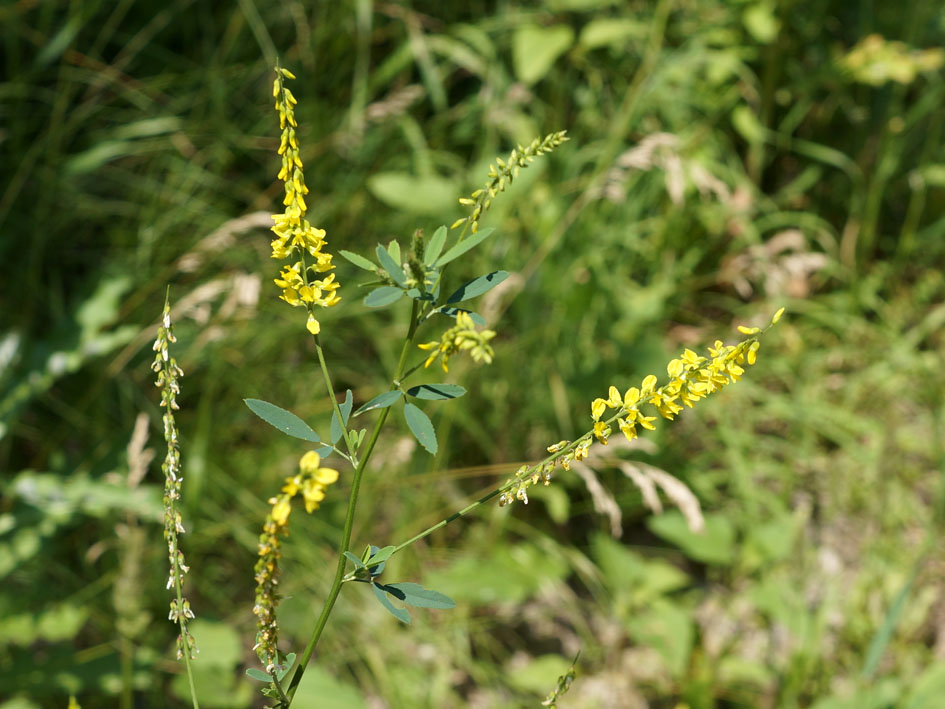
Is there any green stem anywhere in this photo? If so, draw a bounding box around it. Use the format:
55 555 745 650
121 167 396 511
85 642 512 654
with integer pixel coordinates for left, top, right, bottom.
284 300 420 704
392 487 504 554
314 334 358 463
175 575 200 709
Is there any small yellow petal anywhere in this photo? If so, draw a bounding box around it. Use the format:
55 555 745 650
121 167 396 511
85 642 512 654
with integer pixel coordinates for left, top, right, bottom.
772 307 785 324
737 325 760 335
306 314 320 334
314 467 339 485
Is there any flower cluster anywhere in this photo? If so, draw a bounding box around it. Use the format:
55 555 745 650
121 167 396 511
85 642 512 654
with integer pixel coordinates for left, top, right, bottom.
499 310 784 507
417 312 496 372
253 451 339 670
452 130 569 233
271 66 340 335
589 329 765 446
152 296 197 661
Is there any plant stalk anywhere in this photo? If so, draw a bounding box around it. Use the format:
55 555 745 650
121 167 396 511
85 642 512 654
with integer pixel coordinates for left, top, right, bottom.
284 300 420 704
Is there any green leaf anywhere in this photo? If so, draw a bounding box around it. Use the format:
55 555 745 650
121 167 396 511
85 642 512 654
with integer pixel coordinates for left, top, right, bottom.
372 582 411 623
246 668 271 682
386 239 401 264
405 287 435 301
647 512 736 566
406 384 467 401
435 227 495 267
353 390 403 416
436 307 486 327
367 172 458 215
364 287 404 308
244 399 320 442
375 245 407 287
512 24 574 85
366 545 395 567
384 582 456 609
579 18 646 49
330 391 353 444
404 402 437 454
445 270 509 304
338 250 377 272
425 226 447 266
344 551 364 568
314 444 334 458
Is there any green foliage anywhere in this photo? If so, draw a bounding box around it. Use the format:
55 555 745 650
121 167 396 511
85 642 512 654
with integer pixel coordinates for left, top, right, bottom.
244 399 321 443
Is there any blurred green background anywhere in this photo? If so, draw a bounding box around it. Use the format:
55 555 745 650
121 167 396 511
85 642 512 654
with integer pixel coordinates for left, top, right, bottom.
2 1 945 707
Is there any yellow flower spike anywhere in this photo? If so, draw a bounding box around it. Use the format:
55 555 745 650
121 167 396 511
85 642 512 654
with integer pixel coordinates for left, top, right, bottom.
270 66 340 334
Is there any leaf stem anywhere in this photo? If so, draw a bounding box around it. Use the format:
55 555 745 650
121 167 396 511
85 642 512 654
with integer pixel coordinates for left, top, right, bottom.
284 300 420 704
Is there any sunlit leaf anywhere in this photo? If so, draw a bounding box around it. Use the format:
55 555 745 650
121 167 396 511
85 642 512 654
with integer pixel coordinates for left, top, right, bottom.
372 582 411 623
384 582 456 609
364 287 404 308
425 226 447 266
353 390 402 416
375 245 407 287
406 384 466 400
404 403 437 454
435 228 495 267
445 270 509 304
244 399 320 442
338 250 377 272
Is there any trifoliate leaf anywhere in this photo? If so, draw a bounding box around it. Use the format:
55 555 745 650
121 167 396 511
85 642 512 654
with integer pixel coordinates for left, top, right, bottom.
364 286 404 308
384 582 456 610
338 249 377 272
435 227 495 267
366 545 395 567
244 399 320 442
372 582 411 624
404 402 437 454
375 245 407 287
330 390 353 444
445 270 509 304
425 226 447 266
344 551 365 569
353 390 403 416
406 384 467 401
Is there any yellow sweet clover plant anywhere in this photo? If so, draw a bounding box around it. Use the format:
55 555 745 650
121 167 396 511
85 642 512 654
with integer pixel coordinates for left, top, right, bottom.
155 65 782 708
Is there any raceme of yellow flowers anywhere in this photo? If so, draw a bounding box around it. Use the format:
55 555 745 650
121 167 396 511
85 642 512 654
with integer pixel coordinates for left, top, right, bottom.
498 308 784 506
253 451 339 671
270 66 340 335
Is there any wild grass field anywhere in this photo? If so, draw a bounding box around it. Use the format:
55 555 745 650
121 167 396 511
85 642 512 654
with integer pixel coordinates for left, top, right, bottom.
2 1 945 707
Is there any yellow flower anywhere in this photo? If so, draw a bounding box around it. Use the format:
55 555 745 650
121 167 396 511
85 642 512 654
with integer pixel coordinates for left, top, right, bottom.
271 496 292 526
270 66 340 333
